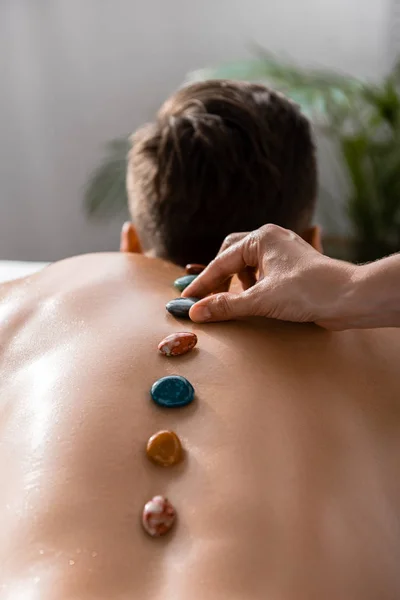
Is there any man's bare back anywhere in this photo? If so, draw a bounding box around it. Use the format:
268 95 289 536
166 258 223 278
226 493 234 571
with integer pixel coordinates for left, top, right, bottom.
0 252 400 600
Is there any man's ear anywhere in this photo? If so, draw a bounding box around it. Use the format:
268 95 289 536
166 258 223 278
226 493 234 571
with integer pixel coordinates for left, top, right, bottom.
301 225 323 253
120 222 142 253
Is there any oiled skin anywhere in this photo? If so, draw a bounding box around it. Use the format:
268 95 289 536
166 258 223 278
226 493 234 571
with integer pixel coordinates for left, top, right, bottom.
1 253 400 600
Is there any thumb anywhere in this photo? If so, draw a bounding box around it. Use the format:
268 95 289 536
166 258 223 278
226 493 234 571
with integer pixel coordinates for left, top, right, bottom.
189 290 259 323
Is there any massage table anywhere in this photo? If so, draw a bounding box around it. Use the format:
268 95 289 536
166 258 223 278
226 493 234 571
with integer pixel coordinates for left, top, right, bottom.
0 260 48 284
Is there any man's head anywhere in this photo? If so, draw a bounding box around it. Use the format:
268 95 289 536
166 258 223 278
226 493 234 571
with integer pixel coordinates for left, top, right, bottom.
123 80 319 265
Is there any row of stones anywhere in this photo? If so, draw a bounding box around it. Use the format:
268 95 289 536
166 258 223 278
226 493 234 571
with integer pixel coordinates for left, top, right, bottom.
142 264 204 538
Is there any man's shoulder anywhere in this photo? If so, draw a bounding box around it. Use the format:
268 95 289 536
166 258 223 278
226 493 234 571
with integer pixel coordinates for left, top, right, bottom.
33 252 182 290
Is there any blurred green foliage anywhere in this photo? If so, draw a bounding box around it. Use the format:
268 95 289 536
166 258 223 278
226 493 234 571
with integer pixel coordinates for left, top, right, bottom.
85 138 130 219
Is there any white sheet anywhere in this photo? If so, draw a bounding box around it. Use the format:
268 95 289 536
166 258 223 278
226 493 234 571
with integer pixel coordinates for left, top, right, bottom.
0 261 48 283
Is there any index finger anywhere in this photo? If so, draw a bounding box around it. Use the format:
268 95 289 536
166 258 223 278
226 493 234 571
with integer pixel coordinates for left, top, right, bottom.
182 238 256 298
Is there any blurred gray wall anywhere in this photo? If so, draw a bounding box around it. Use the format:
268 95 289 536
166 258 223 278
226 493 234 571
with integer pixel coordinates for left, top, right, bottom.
0 0 392 260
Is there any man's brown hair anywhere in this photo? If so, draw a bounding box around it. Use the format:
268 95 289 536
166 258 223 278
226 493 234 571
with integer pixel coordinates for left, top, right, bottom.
129 80 317 266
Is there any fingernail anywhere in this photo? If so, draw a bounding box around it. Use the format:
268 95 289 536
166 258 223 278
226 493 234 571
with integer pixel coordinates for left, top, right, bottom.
191 305 212 322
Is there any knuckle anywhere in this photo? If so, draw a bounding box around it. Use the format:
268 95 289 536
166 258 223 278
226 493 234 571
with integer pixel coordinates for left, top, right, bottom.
224 233 237 247
242 230 262 265
260 223 281 238
246 230 261 248
222 232 246 251
213 293 231 318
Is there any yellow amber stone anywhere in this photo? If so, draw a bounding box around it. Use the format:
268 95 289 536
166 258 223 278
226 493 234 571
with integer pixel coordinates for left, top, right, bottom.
146 430 183 467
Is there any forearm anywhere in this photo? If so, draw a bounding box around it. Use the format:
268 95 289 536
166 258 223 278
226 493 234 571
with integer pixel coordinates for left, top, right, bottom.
320 253 400 330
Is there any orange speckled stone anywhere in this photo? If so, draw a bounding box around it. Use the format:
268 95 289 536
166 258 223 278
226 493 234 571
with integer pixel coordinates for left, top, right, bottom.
146 430 183 467
185 263 206 275
158 332 197 357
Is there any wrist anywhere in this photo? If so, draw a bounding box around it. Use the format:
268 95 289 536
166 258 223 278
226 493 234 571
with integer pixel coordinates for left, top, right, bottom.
335 263 377 329
317 257 399 330
350 259 400 328
314 260 364 330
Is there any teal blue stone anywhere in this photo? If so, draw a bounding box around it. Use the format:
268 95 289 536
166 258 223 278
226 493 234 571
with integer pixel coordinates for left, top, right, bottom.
151 375 195 408
166 297 200 319
173 274 198 292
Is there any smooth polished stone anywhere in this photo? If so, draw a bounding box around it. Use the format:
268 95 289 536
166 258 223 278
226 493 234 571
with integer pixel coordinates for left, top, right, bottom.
151 375 195 408
166 297 200 319
142 495 176 537
146 430 183 467
185 263 206 275
174 274 198 292
158 332 198 357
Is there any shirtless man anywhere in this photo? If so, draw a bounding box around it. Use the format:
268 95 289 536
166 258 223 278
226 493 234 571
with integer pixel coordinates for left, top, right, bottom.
1 81 400 600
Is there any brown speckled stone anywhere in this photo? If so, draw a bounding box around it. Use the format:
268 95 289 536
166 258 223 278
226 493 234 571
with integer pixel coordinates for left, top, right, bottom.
158 332 197 357
185 263 206 275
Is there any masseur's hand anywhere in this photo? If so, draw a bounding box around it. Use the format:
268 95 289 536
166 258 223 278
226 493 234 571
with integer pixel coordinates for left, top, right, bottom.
183 224 400 330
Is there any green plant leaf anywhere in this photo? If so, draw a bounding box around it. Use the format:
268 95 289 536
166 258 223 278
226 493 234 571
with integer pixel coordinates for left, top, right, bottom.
84 138 130 218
